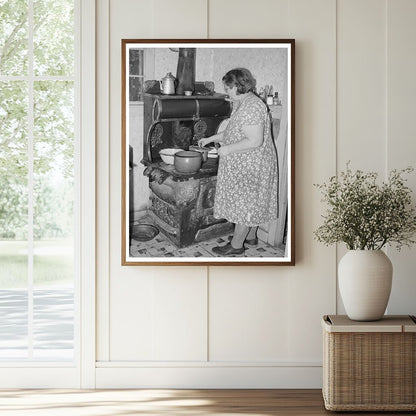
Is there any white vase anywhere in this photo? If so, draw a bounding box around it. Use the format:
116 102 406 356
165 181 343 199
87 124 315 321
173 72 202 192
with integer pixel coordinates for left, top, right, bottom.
338 250 393 321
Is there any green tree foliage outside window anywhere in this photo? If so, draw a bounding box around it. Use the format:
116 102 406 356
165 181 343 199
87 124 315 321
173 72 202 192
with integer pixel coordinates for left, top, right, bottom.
0 0 74 240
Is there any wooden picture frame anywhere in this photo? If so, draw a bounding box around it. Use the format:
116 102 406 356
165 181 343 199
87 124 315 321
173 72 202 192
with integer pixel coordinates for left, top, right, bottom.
122 39 295 265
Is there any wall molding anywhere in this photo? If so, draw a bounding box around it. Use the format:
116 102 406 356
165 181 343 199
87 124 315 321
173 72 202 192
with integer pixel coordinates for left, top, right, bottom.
96 0 111 364
96 365 322 388
96 360 321 368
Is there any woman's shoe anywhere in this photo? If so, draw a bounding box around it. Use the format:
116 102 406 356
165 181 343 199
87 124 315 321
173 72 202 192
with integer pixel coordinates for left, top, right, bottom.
212 242 245 256
228 235 258 246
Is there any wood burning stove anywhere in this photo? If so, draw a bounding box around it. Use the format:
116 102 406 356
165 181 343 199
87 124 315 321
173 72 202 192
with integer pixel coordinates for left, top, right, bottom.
141 93 233 248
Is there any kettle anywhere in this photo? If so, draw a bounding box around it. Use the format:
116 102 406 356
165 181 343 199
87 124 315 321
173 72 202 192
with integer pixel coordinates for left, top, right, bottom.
159 72 176 95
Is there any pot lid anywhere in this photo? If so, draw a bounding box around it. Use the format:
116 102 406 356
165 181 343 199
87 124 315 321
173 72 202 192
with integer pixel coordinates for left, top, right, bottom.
175 150 201 158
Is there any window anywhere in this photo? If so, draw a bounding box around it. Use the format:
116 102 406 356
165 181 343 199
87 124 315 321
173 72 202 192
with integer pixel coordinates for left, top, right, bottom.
0 0 77 361
129 48 144 102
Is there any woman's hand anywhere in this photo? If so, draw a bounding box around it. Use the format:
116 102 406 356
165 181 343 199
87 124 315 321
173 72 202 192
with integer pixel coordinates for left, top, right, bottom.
198 137 212 147
198 131 224 148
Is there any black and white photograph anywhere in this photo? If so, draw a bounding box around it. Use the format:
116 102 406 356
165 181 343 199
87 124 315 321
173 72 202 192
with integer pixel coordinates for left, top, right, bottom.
122 40 295 265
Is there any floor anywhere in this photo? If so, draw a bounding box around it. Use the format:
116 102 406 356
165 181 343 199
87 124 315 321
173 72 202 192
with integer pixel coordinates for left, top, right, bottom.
0 389 413 415
130 224 285 258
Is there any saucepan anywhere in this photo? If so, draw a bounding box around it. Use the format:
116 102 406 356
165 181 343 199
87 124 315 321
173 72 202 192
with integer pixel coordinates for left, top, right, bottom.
174 150 202 173
189 145 209 162
207 146 218 159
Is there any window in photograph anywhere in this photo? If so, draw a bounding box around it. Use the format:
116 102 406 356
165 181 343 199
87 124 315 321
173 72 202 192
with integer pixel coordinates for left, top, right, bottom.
129 48 144 102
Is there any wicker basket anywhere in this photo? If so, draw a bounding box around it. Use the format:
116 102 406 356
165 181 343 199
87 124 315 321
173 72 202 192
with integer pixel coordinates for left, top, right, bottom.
322 315 416 411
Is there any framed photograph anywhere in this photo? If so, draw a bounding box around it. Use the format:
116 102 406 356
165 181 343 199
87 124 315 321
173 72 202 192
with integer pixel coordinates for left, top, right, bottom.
122 39 295 265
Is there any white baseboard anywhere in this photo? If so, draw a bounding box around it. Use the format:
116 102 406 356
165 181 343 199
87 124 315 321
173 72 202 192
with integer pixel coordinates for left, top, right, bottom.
0 365 323 389
0 367 79 388
95 365 323 389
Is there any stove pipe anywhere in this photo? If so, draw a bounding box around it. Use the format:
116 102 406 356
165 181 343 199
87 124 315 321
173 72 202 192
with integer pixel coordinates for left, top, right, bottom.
175 48 196 95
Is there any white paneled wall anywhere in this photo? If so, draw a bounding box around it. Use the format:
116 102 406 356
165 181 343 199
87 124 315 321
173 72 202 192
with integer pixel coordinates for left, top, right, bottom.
208 267 290 362
386 0 416 313
337 0 387 171
336 0 388 312
95 0 416 388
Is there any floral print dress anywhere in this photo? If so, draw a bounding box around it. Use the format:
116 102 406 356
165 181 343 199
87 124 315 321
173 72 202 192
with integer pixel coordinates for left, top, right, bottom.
214 92 278 226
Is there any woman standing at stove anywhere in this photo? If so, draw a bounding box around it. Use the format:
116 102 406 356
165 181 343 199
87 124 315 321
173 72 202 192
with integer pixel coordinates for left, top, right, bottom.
198 68 278 256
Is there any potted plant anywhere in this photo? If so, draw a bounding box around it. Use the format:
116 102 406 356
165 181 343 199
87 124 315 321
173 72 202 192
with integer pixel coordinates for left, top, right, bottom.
314 164 416 321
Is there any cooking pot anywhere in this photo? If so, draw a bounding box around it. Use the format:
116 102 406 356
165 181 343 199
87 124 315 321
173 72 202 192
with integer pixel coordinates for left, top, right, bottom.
174 150 202 173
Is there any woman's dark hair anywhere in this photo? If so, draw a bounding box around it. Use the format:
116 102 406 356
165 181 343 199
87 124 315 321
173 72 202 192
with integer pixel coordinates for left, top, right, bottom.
222 68 257 94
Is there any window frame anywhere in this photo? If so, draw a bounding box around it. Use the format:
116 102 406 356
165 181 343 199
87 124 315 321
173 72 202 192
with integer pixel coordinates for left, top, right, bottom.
0 0 96 388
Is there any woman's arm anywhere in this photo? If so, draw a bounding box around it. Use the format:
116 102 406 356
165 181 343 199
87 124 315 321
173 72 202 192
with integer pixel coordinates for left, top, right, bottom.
219 124 264 156
198 131 224 147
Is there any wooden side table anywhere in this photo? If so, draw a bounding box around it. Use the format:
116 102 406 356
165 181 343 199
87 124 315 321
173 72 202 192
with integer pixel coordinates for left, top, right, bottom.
322 315 416 411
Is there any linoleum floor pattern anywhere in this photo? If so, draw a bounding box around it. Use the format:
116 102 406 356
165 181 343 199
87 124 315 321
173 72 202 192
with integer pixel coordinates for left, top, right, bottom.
130 230 285 258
